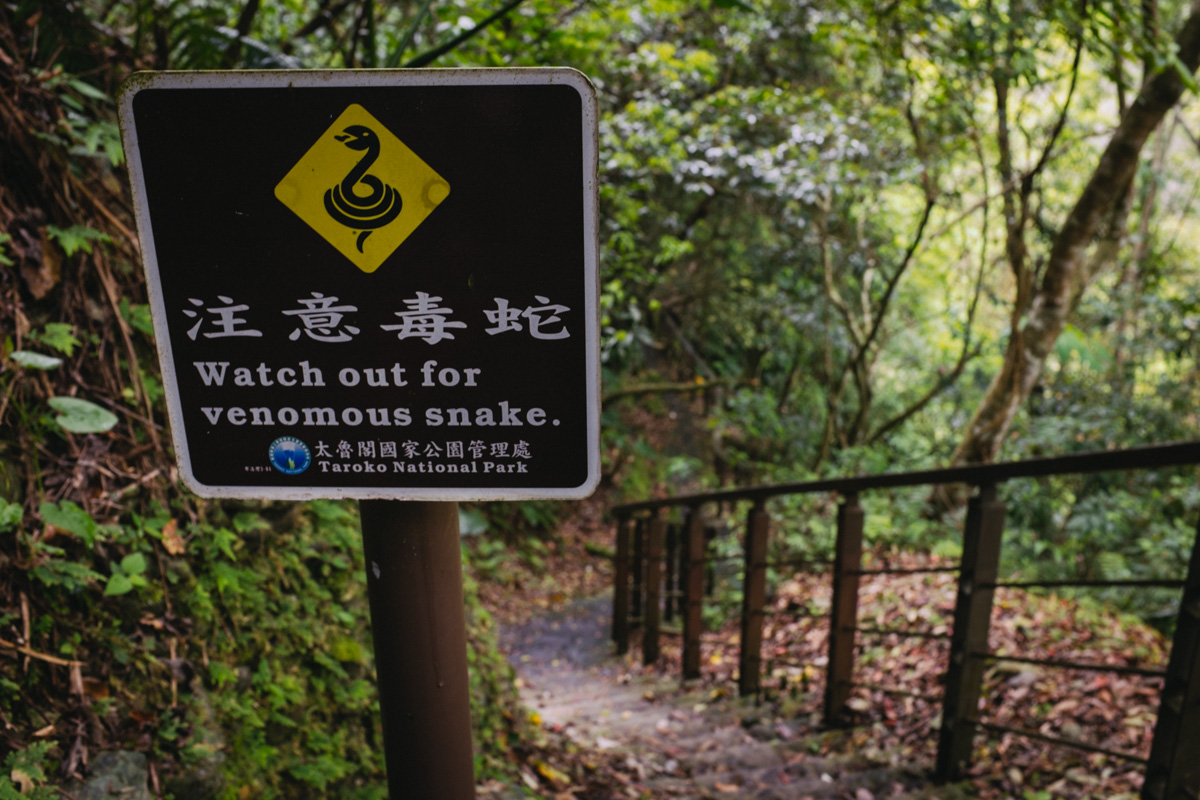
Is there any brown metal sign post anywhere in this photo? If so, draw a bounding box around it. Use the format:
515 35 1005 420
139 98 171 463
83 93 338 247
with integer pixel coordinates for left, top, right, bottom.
360 501 475 798
119 69 599 797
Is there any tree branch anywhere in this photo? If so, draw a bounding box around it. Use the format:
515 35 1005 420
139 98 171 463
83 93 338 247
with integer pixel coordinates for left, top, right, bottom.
384 0 436 68
404 0 526 68
845 196 935 377
1038 0 1200 326
1025 32 1084 189
817 199 863 346
601 378 744 409
221 0 260 68
285 0 352 45
950 0 1200 468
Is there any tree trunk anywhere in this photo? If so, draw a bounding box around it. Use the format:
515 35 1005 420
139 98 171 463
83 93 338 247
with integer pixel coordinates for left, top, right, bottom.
949 0 1200 467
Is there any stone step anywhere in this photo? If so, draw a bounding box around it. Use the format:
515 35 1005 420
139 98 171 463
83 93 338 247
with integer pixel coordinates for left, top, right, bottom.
501 597 952 800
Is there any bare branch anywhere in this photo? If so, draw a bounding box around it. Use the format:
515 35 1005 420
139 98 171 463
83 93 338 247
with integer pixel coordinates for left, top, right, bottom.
404 0 526 68
845 196 935 378
817 198 863 347
221 0 260 68
385 0 436 68
1026 33 1084 187
601 378 744 409
286 0 353 44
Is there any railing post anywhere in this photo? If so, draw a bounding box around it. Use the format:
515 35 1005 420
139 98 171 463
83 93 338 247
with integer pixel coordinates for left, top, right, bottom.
739 502 770 697
825 491 864 726
1142 520 1200 800
936 483 1005 782
631 517 645 627
612 515 634 654
705 524 717 598
664 523 679 623
683 506 706 680
643 513 666 665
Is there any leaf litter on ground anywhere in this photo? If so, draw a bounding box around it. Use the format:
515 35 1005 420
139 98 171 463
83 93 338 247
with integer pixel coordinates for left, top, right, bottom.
620 550 1169 799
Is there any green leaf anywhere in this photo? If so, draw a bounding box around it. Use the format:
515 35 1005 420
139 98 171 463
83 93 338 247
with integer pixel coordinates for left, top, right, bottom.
39 500 99 547
121 552 147 575
33 323 80 356
68 78 110 102
0 499 22 532
32 560 103 592
9 350 62 370
118 299 155 337
459 507 489 536
330 637 363 663
45 224 111 257
1172 53 1200 94
48 396 118 434
713 0 756 11
104 572 134 596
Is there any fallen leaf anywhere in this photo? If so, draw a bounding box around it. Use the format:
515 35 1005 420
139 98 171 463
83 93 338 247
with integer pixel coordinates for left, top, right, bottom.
82 677 109 701
19 227 59 300
161 518 185 555
10 768 33 793
535 759 571 786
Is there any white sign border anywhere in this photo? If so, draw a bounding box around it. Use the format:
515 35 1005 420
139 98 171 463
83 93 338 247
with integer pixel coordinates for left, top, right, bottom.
119 68 601 501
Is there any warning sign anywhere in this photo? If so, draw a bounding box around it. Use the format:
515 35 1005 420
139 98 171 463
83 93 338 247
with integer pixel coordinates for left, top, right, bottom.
119 69 599 501
275 103 451 273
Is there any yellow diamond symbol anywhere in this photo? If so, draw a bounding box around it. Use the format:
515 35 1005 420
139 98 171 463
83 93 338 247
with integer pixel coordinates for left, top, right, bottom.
275 104 450 274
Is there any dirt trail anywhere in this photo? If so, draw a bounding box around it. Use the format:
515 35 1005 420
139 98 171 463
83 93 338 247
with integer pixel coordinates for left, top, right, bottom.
501 596 952 800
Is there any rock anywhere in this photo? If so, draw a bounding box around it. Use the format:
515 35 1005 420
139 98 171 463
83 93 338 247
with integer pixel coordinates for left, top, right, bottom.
164 684 226 800
163 749 225 800
62 750 151 800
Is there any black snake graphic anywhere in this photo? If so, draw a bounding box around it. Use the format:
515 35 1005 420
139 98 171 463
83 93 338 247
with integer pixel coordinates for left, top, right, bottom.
324 125 402 253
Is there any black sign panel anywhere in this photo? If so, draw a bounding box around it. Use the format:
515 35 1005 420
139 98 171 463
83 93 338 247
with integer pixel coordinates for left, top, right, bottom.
120 70 599 500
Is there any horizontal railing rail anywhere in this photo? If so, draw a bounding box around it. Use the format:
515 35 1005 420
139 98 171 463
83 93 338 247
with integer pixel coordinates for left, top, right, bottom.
608 439 1200 800
612 439 1200 514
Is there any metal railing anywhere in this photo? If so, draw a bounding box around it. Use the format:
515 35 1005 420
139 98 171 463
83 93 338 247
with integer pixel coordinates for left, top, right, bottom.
609 440 1200 798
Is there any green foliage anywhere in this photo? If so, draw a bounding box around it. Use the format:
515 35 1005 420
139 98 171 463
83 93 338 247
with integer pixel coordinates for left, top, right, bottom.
0 499 22 531
8 351 61 370
462 500 564 582
29 323 80 357
0 742 57 800
3 490 524 797
118 299 155 338
39 500 104 547
46 396 118 434
44 224 111 257
104 552 147 596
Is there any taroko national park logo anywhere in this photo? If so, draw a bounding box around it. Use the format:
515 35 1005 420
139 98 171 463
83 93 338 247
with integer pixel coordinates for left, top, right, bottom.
269 436 312 475
275 104 451 273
